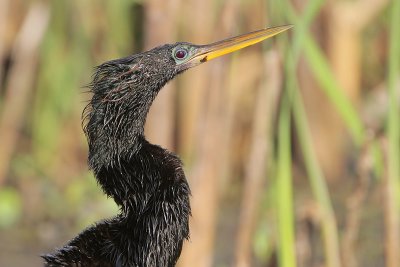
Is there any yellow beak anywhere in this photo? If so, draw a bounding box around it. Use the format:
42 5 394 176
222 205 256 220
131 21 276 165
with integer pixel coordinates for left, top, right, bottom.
188 25 292 64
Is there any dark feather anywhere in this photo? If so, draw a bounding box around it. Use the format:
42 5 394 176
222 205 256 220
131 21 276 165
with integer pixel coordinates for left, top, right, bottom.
44 43 191 267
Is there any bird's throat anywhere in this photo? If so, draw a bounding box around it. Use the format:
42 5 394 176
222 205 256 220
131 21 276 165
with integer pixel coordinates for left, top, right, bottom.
85 98 156 171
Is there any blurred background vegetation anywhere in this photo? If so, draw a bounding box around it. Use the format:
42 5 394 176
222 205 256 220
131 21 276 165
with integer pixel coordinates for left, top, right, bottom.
0 0 399 266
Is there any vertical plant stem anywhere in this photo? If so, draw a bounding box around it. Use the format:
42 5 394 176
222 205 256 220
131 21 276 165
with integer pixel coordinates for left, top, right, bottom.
385 0 400 266
279 0 342 266
0 0 9 94
0 3 50 184
234 51 282 267
292 88 342 267
277 90 297 267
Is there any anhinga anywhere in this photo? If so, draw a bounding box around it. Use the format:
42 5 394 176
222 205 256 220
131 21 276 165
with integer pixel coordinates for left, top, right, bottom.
42 25 291 267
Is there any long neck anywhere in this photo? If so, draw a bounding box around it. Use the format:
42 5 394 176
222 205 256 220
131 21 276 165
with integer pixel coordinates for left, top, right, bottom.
84 53 174 170
85 87 159 172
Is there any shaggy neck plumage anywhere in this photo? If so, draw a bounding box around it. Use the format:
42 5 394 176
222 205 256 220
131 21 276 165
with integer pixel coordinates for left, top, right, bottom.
85 93 154 170
83 55 173 170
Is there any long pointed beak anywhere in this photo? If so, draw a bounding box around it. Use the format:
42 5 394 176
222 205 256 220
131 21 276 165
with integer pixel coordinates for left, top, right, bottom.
188 25 292 64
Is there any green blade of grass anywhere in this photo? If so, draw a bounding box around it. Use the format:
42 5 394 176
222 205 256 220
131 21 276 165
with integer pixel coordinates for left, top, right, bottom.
276 91 297 267
387 0 400 199
288 0 324 59
285 2 365 146
286 36 342 267
385 0 400 266
302 36 365 144
292 86 341 267
276 1 342 266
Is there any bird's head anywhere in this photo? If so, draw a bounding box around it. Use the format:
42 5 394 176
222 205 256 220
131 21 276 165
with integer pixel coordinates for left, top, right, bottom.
84 25 292 166
160 24 294 76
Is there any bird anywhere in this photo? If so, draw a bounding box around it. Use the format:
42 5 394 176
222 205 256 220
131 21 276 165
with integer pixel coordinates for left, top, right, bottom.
42 25 292 267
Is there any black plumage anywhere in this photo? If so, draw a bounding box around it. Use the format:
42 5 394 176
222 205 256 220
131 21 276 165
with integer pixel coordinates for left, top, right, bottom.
42 26 291 267
43 44 191 267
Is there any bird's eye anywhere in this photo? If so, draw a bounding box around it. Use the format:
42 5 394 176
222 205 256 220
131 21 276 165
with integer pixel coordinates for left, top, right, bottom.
174 49 188 60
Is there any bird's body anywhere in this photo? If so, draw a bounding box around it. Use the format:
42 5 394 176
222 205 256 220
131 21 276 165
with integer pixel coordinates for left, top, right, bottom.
43 46 191 267
43 142 190 267
43 26 291 267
